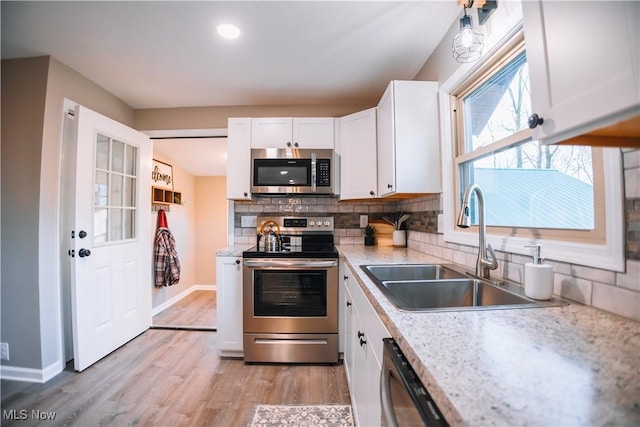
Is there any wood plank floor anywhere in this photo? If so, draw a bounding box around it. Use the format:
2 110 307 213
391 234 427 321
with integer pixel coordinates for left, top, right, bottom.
152 290 216 329
1 329 351 426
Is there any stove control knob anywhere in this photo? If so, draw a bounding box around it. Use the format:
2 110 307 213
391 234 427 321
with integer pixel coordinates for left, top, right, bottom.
324 220 330 227
309 220 315 227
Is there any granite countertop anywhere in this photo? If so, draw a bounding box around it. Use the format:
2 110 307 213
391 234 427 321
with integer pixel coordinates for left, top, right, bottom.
215 244 254 257
337 245 640 426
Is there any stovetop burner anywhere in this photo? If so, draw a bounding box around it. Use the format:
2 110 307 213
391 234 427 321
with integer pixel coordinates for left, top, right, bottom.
242 245 339 259
242 216 338 259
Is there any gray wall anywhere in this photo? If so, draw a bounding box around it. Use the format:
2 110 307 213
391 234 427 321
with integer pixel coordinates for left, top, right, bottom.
1 56 134 372
1 56 49 369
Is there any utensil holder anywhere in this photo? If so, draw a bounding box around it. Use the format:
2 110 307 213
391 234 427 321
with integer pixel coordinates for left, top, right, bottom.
392 230 406 248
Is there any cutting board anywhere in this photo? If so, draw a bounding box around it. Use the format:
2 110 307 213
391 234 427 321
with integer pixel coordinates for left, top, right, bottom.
369 221 394 247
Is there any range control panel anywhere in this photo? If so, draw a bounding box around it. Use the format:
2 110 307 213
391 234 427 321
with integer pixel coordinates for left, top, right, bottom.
257 216 334 232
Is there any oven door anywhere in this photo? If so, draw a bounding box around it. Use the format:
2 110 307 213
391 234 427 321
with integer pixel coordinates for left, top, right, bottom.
243 259 338 334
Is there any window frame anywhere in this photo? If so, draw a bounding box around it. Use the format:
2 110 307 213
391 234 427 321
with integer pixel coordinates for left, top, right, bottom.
439 31 625 272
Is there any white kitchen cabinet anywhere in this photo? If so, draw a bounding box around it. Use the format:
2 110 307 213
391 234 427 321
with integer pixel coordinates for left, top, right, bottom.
376 80 441 197
215 255 244 357
338 108 378 200
226 118 252 200
251 117 335 149
523 0 640 145
342 263 389 427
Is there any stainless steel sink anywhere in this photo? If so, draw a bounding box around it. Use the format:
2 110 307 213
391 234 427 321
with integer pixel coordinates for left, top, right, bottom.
362 264 466 281
360 264 563 312
379 279 538 311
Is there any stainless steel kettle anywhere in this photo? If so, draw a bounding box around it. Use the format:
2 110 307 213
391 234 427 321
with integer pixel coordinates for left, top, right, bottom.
265 232 281 252
258 219 281 252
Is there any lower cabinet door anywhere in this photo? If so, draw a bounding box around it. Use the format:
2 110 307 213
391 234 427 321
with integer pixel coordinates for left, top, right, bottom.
216 256 243 353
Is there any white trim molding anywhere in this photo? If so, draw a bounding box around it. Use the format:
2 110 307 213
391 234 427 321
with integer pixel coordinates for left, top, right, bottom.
141 128 227 138
439 91 625 272
151 284 216 316
1 359 64 383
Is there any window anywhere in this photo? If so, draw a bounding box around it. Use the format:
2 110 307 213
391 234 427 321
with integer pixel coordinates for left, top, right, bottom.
438 23 623 273
94 133 138 243
453 44 605 243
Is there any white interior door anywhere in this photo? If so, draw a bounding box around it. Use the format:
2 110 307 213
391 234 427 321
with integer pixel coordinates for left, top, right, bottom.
71 105 152 372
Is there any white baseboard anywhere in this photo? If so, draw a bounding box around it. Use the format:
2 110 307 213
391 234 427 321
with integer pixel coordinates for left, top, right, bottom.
152 284 216 316
193 284 216 291
1 359 63 383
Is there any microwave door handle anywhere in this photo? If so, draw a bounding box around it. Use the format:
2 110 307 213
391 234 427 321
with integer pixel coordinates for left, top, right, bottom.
311 152 317 192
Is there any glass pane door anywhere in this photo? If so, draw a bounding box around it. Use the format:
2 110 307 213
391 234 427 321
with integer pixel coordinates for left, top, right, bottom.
94 133 138 244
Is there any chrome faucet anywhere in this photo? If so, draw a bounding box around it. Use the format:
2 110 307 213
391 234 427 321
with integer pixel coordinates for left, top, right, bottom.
456 184 498 279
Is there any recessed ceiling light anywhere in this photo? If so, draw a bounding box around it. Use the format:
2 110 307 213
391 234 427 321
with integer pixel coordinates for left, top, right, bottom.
217 23 240 39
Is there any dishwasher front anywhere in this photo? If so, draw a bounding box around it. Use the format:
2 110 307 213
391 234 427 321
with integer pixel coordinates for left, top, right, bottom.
380 338 449 427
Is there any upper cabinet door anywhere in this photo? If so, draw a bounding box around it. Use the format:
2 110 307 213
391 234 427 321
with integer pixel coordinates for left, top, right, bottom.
339 108 377 200
523 0 640 145
250 117 335 149
292 118 335 149
227 118 252 200
250 117 293 148
376 81 441 197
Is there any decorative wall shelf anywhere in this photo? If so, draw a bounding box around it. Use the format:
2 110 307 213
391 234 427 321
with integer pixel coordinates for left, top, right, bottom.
152 186 182 206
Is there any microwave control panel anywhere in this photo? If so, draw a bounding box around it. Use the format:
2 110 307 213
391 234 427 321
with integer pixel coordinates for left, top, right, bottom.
317 159 331 187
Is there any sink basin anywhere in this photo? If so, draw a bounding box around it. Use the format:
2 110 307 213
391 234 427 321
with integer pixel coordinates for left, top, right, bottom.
360 264 562 312
379 279 536 311
362 264 467 281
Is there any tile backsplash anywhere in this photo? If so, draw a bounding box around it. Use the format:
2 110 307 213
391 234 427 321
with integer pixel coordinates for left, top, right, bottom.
232 149 639 321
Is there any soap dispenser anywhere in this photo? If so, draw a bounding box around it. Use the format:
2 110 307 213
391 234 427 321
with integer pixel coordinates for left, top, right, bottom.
524 244 554 300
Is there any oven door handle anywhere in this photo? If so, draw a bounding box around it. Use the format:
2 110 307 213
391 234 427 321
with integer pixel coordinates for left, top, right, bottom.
243 259 338 268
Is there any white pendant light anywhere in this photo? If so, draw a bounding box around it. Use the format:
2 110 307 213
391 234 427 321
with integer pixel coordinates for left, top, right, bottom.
452 6 484 63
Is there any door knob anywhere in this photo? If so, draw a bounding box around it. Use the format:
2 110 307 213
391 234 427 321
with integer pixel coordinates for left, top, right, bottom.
528 113 544 129
78 248 91 258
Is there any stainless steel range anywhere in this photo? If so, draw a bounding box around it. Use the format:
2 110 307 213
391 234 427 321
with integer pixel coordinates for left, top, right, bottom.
242 216 339 364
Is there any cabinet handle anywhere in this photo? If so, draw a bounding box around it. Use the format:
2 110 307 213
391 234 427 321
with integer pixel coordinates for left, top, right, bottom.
387 183 393 189
346 301 352 307
359 337 367 347
357 331 365 339
286 142 292 147
294 142 299 147
243 192 248 197
370 190 375 196
528 113 544 129
235 259 241 265
344 275 348 280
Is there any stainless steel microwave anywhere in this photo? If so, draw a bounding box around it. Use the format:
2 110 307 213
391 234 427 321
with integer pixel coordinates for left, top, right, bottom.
251 148 334 195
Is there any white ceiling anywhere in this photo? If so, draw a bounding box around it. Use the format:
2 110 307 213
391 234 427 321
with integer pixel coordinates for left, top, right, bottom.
153 137 229 176
1 0 460 175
